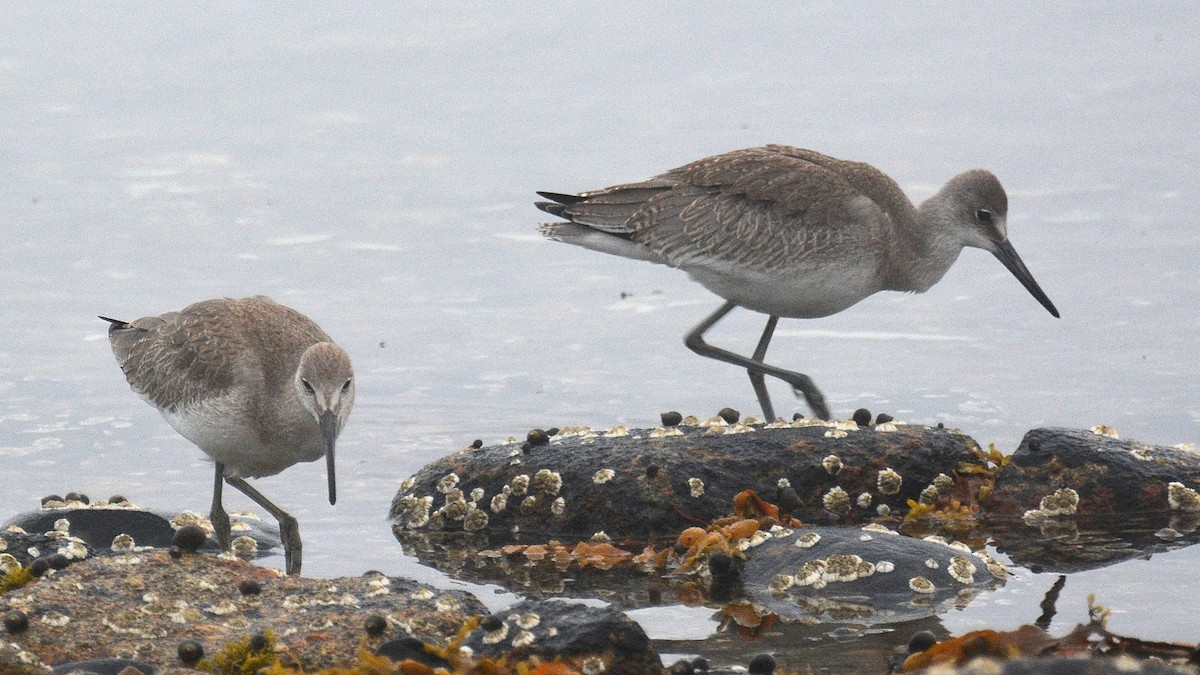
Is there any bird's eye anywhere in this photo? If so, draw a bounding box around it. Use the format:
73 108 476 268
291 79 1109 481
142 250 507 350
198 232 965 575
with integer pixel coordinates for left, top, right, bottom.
342 379 352 392
975 208 993 224
301 379 314 393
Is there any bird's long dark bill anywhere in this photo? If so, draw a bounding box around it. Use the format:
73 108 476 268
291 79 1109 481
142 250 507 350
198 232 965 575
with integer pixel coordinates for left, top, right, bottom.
319 410 338 505
991 240 1060 318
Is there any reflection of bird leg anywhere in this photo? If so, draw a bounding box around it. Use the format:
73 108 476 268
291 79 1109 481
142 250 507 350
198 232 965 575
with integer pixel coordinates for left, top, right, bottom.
1035 574 1067 630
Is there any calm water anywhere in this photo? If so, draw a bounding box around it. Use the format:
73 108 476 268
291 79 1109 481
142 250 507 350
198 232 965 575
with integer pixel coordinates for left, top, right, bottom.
2 3 1198 668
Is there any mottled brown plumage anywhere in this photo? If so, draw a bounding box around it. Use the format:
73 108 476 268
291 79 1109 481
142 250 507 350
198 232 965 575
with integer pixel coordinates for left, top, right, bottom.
102 296 355 575
538 145 1058 421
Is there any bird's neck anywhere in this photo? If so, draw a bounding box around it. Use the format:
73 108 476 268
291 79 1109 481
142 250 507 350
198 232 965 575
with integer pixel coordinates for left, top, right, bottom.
885 198 966 293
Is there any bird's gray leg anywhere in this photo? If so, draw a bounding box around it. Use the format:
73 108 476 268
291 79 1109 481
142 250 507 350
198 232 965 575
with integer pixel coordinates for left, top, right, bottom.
223 476 302 575
210 462 231 550
684 301 831 420
748 316 779 421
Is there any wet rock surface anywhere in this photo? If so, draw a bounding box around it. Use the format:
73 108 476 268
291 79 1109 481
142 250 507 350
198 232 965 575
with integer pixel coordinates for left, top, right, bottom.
390 419 989 542
0 552 484 673
991 427 1200 522
740 526 1005 625
464 599 659 674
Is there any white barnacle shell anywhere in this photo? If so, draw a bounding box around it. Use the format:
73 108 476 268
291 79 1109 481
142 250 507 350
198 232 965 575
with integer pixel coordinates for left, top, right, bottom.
464 506 489 532
1168 482 1200 511
510 474 530 496
876 560 895 573
918 485 939 505
482 620 509 644
436 472 460 494
688 477 705 498
822 486 850 513
822 455 843 475
856 492 872 509
531 469 562 495
231 536 258 560
909 576 936 594
948 555 977 584
876 468 902 495
794 560 827 587
593 468 616 484
512 629 536 648
793 531 821 548
1035 487 1080 517
1091 424 1119 439
823 554 865 582
769 573 795 593
649 426 684 438
111 534 136 552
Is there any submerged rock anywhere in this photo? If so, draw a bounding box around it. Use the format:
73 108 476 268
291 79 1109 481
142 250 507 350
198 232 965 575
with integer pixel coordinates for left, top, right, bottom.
741 525 1005 625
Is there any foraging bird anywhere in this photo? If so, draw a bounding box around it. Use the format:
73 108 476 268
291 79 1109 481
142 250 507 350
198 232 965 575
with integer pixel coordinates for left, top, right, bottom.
537 145 1059 421
101 296 355 575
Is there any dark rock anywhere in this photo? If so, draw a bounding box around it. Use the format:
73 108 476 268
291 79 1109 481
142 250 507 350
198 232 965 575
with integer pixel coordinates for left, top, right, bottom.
172 525 207 552
740 526 1004 624
661 411 683 427
4 610 29 634
908 629 938 653
748 652 776 674
992 428 1200 521
717 407 740 424
391 422 987 541
177 639 203 665
376 635 451 669
988 427 1200 573
364 614 387 636
462 599 659 674
3 503 278 561
852 408 872 427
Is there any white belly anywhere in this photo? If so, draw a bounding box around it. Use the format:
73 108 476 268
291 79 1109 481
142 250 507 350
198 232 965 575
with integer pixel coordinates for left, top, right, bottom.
687 264 881 319
161 395 324 478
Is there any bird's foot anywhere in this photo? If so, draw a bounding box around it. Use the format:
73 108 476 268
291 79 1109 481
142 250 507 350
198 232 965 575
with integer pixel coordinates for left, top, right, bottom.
279 514 302 575
209 505 232 550
788 381 830 420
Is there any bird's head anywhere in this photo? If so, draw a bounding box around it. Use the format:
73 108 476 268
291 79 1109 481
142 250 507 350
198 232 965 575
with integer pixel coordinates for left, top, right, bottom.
295 341 355 505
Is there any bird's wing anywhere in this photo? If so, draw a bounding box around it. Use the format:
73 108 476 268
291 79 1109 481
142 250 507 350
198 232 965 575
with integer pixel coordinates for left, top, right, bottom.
628 146 892 273
111 306 240 412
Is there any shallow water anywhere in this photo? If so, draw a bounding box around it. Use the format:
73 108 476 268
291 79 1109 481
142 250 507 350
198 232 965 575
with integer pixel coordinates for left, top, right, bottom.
1 3 1198 670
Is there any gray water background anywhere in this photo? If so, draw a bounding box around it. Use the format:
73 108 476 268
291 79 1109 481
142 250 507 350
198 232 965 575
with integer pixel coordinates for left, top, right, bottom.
1 2 1198 664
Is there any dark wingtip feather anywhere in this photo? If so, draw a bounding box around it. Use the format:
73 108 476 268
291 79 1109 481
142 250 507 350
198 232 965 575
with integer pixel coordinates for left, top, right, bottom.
536 191 586 205
98 316 129 333
535 201 569 218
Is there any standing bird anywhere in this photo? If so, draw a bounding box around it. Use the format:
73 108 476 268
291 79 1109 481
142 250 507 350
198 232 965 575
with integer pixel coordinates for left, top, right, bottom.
101 296 355 575
537 145 1059 421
